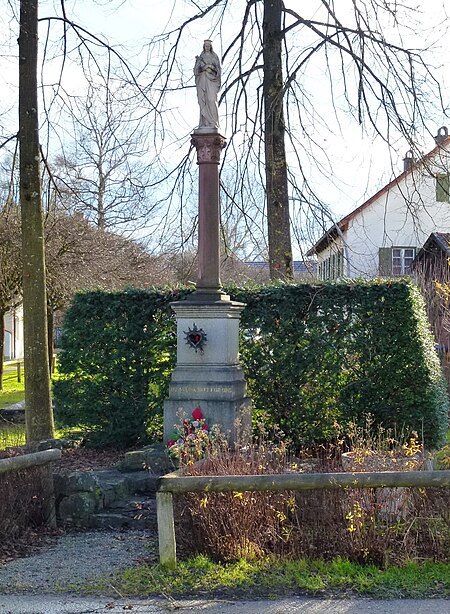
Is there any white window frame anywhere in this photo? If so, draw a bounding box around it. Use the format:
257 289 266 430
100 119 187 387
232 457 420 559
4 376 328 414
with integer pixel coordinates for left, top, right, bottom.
392 247 415 276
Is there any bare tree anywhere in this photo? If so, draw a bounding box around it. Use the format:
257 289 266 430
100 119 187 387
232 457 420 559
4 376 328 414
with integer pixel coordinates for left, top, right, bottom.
263 0 292 278
52 83 157 233
139 0 446 277
13 0 147 440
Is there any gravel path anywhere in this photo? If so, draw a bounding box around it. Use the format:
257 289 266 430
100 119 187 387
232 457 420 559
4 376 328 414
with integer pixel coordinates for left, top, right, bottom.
1 530 449 613
0 529 157 594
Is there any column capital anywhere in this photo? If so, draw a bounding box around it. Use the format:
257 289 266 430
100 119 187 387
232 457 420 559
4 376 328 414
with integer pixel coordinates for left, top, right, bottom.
191 132 226 164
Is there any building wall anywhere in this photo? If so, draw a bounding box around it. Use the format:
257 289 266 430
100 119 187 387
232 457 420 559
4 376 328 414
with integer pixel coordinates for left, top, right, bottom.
317 151 450 278
317 236 347 280
3 305 24 360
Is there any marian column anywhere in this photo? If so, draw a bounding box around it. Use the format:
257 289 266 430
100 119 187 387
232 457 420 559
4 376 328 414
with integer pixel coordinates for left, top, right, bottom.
163 40 251 444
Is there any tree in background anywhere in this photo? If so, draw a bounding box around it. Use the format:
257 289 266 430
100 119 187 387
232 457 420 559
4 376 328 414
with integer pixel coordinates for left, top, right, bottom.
262 0 292 278
142 0 446 278
53 83 157 233
1 147 166 377
44 210 166 370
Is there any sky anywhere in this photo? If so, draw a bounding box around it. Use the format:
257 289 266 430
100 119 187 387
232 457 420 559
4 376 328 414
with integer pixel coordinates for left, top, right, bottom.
1 0 449 254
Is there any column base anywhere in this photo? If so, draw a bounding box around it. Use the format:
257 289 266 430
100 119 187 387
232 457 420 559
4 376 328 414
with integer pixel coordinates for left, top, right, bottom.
184 288 231 304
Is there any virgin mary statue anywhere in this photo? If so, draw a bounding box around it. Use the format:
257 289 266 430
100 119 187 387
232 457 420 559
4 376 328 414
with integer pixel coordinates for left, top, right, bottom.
194 40 221 130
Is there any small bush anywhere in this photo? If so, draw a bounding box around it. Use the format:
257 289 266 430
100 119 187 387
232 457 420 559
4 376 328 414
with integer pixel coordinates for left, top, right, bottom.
0 465 49 559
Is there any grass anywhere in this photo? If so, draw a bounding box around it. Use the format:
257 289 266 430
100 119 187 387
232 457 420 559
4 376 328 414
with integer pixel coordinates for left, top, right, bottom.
86 556 450 599
0 421 26 449
0 363 25 448
0 361 69 450
0 421 73 451
0 365 25 409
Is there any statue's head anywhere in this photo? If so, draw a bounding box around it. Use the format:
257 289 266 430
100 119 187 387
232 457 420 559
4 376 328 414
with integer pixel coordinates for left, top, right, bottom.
203 40 213 52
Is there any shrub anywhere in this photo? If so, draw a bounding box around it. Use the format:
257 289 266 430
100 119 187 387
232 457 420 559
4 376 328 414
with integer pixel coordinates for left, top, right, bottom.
234 280 448 449
0 465 48 559
54 280 448 449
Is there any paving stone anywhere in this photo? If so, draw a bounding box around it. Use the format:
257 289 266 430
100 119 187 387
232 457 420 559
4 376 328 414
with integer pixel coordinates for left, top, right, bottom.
92 496 157 530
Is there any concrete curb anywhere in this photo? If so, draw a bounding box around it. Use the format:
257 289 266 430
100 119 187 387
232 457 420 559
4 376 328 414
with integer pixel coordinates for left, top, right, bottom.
0 595 449 614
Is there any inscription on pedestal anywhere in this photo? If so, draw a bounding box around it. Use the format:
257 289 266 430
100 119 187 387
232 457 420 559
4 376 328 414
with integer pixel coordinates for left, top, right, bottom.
176 385 233 395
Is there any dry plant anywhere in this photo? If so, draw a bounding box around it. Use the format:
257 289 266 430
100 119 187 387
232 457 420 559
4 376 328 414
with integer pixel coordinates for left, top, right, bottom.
415 257 450 395
174 420 449 566
340 415 426 472
175 429 298 561
0 465 49 560
290 483 449 566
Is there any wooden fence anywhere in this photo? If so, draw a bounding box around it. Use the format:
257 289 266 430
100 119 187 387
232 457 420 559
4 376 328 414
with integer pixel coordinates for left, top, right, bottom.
156 469 450 568
0 448 62 527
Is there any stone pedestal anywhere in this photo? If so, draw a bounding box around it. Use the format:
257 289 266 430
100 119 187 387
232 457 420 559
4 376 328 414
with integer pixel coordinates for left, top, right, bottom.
163 300 251 443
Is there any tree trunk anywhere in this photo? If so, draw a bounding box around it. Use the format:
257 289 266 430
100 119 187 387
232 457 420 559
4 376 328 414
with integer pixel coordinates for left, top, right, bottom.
263 0 293 280
19 0 54 442
97 163 106 230
47 308 54 374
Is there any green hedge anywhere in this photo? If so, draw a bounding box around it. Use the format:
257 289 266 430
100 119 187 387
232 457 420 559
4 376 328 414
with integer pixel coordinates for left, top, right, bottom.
54 288 187 447
54 280 448 449
237 281 448 448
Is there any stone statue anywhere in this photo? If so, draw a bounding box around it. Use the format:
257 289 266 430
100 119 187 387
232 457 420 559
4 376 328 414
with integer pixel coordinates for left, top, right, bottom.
194 40 221 130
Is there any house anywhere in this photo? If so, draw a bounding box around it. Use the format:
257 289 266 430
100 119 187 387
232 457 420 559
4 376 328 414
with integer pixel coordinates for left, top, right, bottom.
3 305 24 361
307 127 450 279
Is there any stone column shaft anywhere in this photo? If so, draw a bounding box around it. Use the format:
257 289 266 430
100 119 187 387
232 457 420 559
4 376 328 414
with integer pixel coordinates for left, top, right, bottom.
191 132 226 299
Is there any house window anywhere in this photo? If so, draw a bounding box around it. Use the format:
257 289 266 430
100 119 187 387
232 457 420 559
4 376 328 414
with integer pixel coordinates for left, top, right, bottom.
436 174 450 202
392 248 415 276
320 249 344 280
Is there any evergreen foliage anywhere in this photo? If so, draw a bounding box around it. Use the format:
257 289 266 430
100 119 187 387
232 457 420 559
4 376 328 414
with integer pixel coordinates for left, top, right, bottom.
235 280 448 449
54 288 188 447
54 280 448 449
